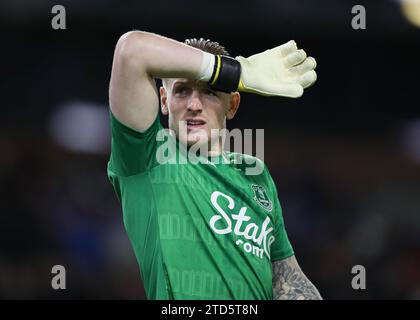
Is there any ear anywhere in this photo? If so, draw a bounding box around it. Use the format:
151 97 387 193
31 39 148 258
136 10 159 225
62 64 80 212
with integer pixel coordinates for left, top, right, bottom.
160 86 169 115
226 91 240 120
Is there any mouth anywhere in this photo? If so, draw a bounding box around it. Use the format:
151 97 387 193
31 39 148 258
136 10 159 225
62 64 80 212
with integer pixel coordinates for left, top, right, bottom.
185 119 206 131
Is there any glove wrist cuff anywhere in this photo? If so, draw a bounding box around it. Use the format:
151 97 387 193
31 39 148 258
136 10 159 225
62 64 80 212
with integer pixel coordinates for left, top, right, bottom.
209 55 241 93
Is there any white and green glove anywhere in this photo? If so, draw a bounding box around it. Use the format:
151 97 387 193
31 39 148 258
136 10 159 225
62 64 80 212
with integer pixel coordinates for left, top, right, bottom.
199 40 317 98
236 40 317 98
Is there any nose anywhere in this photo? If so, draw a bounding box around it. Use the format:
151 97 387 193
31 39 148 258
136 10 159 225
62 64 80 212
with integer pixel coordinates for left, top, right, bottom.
187 91 203 113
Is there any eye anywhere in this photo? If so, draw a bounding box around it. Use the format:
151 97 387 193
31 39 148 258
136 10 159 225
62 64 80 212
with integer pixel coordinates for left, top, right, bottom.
174 86 191 96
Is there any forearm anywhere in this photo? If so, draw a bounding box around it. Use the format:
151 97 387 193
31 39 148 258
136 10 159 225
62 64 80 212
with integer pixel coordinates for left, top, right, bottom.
109 31 208 131
272 256 322 300
116 31 205 80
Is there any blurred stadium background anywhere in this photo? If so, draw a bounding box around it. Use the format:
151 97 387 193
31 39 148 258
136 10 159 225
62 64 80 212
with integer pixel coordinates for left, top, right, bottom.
1 0 420 299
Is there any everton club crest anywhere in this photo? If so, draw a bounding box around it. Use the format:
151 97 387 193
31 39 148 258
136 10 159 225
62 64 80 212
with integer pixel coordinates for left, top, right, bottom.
251 184 273 212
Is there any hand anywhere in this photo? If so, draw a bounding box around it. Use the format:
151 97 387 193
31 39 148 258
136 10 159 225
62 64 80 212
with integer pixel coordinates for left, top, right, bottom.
236 40 317 98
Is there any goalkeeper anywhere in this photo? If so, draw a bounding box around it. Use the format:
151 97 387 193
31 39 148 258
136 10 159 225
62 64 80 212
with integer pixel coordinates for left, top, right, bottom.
108 31 322 300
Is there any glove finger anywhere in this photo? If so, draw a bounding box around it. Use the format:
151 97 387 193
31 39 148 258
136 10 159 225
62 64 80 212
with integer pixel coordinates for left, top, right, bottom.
298 70 317 88
289 57 317 75
276 40 298 57
284 49 307 68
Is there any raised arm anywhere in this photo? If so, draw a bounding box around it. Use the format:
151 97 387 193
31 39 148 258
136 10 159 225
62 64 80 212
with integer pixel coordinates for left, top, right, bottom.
272 255 322 300
109 31 317 132
109 31 205 132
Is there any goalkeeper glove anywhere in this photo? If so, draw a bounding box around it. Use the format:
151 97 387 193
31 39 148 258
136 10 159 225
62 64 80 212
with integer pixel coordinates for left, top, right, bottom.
236 40 317 98
199 40 317 98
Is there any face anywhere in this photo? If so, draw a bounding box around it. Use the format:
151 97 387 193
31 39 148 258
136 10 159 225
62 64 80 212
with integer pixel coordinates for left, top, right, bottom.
160 79 240 152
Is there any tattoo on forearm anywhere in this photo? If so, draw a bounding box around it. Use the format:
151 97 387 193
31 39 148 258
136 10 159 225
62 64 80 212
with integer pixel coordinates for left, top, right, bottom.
272 256 322 300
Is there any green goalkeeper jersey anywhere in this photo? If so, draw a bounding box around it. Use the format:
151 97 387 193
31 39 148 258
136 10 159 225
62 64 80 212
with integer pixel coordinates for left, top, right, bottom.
107 112 294 300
